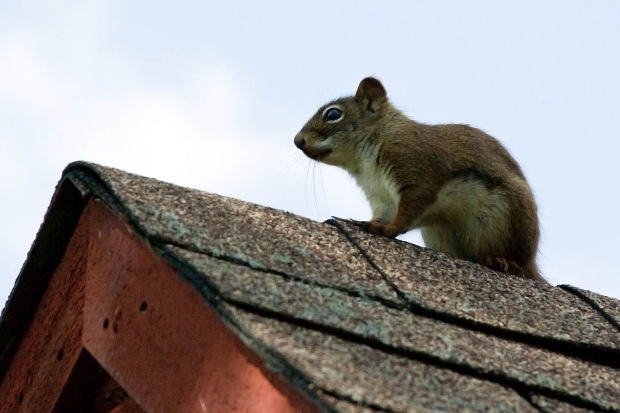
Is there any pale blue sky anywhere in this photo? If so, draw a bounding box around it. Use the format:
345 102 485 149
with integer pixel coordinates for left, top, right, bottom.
1 0 619 306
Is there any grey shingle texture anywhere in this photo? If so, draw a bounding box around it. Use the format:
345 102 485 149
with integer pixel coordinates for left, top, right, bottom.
3 161 619 412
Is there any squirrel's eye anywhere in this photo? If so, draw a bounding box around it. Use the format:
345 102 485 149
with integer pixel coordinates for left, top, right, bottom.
323 107 343 122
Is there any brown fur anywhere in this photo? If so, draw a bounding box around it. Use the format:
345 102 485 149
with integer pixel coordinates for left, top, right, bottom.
294 77 543 282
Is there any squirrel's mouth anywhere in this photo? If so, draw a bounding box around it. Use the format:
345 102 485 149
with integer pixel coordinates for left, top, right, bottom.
304 148 332 161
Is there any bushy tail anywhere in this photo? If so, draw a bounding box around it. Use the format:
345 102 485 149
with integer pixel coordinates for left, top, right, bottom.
504 176 544 283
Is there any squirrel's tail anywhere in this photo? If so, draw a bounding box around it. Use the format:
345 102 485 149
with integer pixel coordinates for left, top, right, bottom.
504 175 543 283
523 262 547 284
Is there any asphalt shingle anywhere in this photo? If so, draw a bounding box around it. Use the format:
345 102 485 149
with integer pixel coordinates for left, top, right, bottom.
3 161 618 412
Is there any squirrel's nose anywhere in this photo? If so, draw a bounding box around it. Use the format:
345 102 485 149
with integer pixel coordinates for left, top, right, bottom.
294 132 305 150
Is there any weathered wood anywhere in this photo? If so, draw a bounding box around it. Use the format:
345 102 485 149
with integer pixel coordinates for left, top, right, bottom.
82 199 315 413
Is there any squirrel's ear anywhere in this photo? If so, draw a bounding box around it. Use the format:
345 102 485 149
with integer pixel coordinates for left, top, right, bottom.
355 77 387 111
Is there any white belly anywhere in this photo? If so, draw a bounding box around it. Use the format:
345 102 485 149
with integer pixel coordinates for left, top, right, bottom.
353 161 400 224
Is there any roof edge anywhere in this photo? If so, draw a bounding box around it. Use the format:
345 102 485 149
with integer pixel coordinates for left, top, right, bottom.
0 161 134 379
0 174 87 377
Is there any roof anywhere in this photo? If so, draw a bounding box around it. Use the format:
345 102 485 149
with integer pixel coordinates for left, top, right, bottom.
2 161 619 412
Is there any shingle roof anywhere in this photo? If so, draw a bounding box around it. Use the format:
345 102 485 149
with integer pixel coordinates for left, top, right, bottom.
2 161 619 412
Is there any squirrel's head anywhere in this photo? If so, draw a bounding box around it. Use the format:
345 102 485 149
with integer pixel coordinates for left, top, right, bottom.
294 77 388 168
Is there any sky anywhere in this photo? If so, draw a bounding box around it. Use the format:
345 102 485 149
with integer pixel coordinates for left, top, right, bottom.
1 0 619 308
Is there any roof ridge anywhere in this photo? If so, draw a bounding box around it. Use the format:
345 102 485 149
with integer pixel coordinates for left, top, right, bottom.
62 162 149 238
61 163 620 368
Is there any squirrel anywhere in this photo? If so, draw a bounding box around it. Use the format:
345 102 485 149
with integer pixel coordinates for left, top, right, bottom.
294 77 544 282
